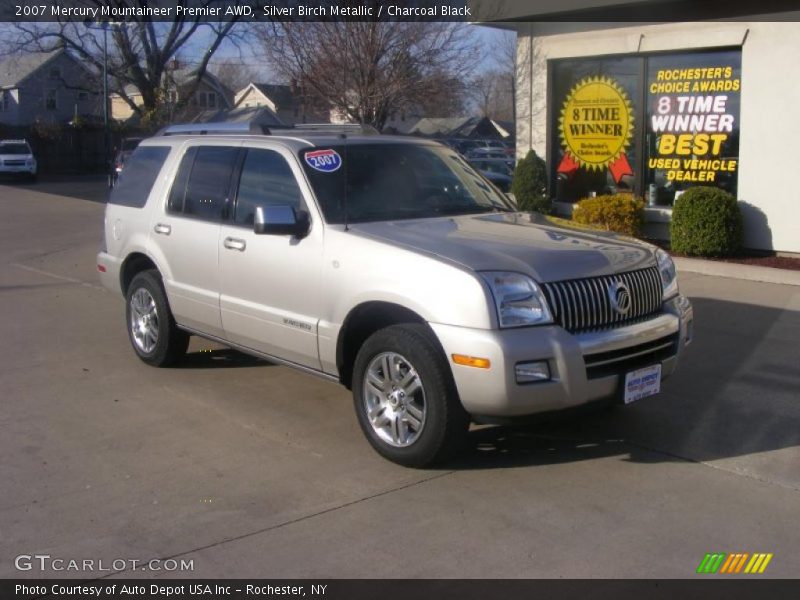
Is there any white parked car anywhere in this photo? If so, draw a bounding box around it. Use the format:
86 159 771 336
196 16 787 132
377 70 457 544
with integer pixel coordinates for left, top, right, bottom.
97 123 693 467
0 139 37 180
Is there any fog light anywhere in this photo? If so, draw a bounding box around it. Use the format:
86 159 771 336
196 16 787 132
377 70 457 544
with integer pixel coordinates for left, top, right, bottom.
515 361 550 384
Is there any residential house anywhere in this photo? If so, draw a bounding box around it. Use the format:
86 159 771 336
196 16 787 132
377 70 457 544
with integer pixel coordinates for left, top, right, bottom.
111 67 234 123
0 49 102 126
234 81 328 125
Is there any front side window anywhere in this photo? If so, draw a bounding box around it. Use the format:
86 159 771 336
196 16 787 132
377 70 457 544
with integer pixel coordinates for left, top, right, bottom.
167 145 239 222
234 148 303 226
300 143 514 224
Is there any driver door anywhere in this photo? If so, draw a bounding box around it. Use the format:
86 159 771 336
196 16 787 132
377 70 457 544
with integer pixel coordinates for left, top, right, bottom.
218 145 324 370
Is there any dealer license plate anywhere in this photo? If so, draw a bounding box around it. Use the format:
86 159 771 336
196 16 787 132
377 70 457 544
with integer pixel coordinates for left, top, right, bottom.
623 364 661 404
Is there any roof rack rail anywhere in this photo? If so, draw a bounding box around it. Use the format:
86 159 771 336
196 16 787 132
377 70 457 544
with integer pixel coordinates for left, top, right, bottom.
287 123 380 135
156 122 271 136
156 121 380 137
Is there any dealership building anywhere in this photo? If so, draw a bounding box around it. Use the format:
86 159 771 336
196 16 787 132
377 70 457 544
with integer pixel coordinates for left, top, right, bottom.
482 1 800 254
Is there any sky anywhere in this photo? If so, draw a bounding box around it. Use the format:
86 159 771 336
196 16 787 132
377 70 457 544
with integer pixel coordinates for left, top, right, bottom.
208 23 515 83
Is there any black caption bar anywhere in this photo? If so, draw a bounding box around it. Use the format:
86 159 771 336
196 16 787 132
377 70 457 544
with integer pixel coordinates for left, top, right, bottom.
3 1 479 23
4 580 800 600
3 0 800 23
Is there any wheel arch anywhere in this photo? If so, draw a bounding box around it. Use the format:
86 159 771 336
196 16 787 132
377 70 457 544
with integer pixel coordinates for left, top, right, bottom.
119 252 159 296
336 301 445 389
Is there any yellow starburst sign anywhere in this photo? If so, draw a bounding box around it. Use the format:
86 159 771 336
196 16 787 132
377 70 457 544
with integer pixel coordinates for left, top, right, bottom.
558 76 635 183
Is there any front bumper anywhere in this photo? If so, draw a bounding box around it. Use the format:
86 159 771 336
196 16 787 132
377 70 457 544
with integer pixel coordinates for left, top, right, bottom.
430 294 693 418
0 165 36 175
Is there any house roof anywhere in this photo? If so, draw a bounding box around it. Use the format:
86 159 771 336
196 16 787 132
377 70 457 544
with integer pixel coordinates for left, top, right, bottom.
118 68 233 106
0 50 62 89
408 116 514 139
236 82 306 111
408 117 480 137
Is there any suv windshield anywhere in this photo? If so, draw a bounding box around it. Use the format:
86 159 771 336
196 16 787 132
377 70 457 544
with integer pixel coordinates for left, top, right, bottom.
300 143 514 224
0 143 31 155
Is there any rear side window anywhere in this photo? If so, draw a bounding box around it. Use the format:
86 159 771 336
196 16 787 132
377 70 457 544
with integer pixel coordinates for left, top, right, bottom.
233 148 303 226
109 146 170 208
167 145 239 222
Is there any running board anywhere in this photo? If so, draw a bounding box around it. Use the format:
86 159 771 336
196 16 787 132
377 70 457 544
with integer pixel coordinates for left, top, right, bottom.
177 325 340 384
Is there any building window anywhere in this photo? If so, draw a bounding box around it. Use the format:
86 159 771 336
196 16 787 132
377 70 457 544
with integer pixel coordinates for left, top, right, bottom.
645 50 741 205
207 92 217 109
1 90 10 111
77 91 89 101
550 56 640 203
549 48 741 205
49 66 61 79
45 89 57 110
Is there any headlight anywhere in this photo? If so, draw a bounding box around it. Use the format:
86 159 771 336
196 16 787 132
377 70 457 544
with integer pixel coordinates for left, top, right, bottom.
656 248 679 300
481 271 553 328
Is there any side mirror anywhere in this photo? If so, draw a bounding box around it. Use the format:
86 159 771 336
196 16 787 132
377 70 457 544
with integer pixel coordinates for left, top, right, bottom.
254 205 310 238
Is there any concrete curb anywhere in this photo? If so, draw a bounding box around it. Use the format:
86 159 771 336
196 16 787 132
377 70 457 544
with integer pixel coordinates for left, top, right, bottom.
674 256 800 287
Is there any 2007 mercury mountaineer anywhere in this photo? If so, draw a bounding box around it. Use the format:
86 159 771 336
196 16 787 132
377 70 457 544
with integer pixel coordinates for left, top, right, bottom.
97 123 693 467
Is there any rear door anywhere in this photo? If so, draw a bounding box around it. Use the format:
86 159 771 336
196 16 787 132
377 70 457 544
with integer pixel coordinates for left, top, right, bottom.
218 144 324 369
152 143 240 337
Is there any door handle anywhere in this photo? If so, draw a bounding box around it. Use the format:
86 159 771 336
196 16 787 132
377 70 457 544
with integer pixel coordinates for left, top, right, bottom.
153 223 171 236
223 237 246 252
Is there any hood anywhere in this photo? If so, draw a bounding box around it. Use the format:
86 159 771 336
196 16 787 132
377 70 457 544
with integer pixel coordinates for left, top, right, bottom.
0 153 33 159
349 212 655 283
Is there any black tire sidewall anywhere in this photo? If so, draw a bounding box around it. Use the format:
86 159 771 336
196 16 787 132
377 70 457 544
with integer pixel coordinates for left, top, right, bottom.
352 324 467 467
125 270 185 367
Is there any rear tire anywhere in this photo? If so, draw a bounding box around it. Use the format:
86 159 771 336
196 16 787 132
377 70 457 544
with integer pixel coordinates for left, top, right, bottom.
125 270 189 367
352 324 469 467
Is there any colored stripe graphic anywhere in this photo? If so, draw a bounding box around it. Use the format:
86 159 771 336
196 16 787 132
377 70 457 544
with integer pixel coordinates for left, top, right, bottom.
699 552 773 574
697 553 726 573
724 553 748 573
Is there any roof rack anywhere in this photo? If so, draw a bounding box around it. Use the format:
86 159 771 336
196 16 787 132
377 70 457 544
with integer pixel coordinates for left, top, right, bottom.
156 122 270 136
156 122 380 137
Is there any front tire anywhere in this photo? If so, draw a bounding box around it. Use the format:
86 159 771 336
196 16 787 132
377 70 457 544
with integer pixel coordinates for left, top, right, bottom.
352 324 469 467
125 270 189 367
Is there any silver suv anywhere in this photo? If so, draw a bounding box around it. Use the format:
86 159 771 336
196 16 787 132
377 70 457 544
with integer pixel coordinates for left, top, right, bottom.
97 123 693 467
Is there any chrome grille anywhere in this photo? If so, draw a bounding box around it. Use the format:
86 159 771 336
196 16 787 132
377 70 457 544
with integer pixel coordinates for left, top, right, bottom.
541 266 662 333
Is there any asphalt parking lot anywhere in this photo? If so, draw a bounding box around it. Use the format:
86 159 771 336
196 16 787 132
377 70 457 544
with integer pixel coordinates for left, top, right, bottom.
1 177 798 579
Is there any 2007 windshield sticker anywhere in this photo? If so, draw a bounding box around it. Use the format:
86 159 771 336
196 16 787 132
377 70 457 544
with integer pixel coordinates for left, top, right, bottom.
305 149 342 172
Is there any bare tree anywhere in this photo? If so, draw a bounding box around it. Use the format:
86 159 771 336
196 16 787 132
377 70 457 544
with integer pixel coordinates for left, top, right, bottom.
470 69 514 121
3 1 242 127
214 58 261 95
257 18 478 130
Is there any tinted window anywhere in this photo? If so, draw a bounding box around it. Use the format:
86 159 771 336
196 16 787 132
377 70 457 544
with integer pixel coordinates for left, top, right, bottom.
300 143 513 224
0 143 32 154
167 147 196 214
234 149 303 226
109 145 170 209
168 146 239 221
